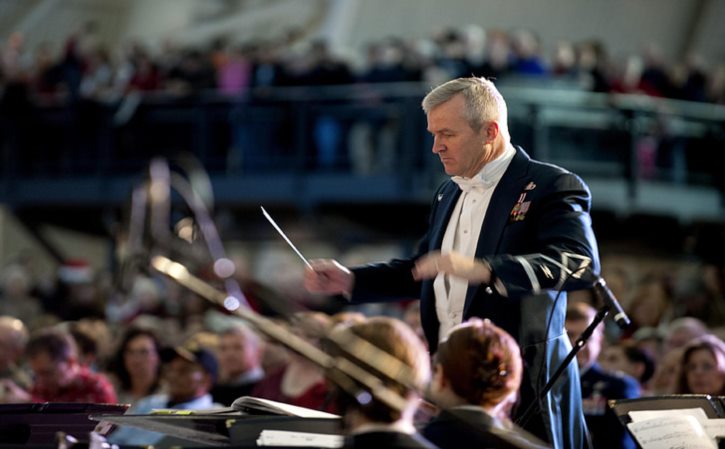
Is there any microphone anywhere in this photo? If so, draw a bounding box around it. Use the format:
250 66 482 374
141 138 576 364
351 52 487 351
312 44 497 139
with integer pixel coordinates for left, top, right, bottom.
592 277 631 329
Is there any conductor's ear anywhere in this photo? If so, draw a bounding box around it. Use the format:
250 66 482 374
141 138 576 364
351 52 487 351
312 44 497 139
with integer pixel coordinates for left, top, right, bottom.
486 122 500 142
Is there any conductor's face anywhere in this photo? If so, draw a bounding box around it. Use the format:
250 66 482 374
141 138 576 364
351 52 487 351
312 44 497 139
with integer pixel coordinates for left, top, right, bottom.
427 94 489 178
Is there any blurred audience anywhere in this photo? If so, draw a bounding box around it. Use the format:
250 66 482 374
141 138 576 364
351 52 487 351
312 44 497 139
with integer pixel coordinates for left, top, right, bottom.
0 264 44 329
2 24 724 109
650 347 685 395
663 317 708 353
67 319 113 370
251 312 333 411
109 341 222 445
621 273 672 339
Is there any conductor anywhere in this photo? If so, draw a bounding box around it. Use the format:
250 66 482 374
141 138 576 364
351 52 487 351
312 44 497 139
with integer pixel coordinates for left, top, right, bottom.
305 77 600 449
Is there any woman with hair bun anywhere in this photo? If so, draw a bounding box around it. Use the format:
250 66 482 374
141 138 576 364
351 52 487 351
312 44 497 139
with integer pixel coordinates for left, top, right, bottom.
423 318 545 449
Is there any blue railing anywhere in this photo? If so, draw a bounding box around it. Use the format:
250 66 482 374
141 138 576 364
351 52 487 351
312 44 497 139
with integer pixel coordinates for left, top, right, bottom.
1 81 723 211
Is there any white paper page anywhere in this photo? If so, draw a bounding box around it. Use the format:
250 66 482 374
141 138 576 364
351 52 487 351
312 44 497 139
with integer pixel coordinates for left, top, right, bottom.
626 415 716 449
256 430 343 448
703 419 725 439
238 397 339 419
628 407 709 424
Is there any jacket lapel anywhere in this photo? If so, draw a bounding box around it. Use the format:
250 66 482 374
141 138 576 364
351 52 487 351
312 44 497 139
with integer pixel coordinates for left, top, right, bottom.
430 182 462 250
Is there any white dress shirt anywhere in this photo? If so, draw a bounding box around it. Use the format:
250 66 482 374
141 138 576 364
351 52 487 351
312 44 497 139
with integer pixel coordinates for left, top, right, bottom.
434 144 516 342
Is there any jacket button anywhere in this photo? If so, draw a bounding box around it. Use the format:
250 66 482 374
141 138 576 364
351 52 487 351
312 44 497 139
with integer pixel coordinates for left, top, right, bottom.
484 286 493 294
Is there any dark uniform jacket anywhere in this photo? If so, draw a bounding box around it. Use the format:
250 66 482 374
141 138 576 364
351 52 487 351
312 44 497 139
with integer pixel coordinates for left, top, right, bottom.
351 147 600 449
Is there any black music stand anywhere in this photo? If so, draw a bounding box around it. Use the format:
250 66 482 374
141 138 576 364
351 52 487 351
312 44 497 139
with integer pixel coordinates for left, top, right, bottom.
0 403 128 445
93 410 342 448
609 395 725 449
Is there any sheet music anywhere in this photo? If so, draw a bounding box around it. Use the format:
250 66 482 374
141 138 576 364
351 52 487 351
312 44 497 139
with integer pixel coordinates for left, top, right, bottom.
233 396 340 419
628 407 709 424
703 419 725 439
626 415 717 449
256 430 343 447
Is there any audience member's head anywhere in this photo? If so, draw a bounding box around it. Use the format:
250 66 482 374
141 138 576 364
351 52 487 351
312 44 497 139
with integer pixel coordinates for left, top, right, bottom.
26 328 79 395
217 324 262 383
565 302 602 371
650 347 684 395
600 341 656 388
110 327 163 396
161 344 218 404
631 326 664 363
430 318 522 419
626 274 671 330
675 334 725 395
0 316 28 372
663 317 708 352
66 319 112 369
329 317 430 430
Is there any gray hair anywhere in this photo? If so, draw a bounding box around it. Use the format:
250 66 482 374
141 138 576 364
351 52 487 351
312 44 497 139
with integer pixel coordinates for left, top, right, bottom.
421 77 508 134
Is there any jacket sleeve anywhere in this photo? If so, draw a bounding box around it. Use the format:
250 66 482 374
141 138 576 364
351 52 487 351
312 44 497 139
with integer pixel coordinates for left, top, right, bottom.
486 171 600 299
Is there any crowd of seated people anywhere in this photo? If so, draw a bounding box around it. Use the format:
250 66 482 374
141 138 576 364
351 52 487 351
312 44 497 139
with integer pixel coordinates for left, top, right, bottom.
0 245 723 446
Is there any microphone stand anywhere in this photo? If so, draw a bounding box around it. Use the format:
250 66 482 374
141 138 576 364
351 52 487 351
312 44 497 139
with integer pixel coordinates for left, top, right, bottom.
537 305 609 401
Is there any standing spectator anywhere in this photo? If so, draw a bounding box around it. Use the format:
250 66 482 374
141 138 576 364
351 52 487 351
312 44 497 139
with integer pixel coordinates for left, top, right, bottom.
510 29 547 77
566 302 639 449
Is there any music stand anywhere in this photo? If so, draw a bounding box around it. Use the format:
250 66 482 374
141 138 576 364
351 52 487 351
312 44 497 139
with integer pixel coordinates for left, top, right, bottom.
0 403 128 445
609 395 725 449
93 411 342 447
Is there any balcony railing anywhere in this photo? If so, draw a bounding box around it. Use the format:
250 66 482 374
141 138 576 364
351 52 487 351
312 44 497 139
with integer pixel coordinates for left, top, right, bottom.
1 81 724 216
